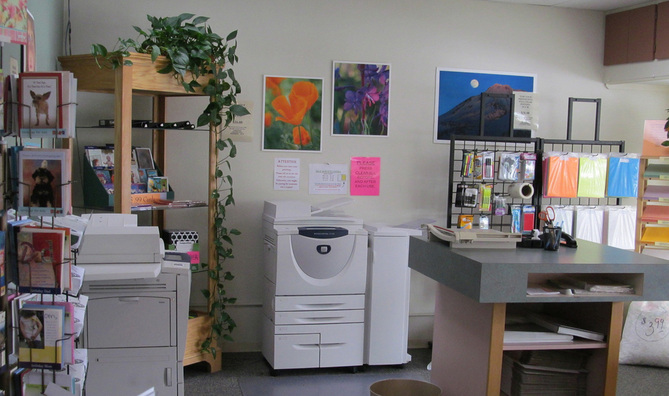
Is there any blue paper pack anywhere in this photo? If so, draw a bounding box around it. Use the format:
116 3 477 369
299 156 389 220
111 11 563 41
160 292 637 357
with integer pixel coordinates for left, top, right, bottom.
607 154 639 198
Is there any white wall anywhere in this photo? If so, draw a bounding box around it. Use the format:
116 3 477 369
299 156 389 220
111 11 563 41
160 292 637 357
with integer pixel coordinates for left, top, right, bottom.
29 0 63 71
65 0 669 352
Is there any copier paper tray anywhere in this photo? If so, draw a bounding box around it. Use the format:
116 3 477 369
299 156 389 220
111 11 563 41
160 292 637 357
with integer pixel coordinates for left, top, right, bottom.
427 224 521 249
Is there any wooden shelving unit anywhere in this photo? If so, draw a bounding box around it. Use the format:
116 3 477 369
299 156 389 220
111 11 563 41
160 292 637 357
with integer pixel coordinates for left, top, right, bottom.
58 53 222 372
635 157 669 255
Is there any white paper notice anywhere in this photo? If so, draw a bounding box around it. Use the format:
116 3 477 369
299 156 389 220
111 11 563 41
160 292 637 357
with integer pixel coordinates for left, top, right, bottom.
309 163 348 195
514 91 537 135
221 100 254 142
274 158 300 190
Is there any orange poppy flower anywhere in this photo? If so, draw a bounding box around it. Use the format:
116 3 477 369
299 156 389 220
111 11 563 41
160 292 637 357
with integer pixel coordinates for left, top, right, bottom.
272 95 308 126
290 81 319 110
293 126 311 146
266 77 285 97
264 112 273 128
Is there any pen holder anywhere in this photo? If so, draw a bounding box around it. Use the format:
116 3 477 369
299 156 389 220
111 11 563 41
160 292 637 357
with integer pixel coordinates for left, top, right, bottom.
542 226 561 251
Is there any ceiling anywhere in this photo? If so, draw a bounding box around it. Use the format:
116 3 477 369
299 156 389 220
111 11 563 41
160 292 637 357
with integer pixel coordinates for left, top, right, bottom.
485 0 655 12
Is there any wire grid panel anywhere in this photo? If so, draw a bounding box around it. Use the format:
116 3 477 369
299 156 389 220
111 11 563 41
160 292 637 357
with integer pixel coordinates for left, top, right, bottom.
539 139 625 208
447 136 540 231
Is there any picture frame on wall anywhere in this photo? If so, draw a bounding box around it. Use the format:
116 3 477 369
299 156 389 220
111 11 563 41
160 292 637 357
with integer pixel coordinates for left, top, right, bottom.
21 9 36 72
433 68 535 143
262 75 323 152
642 120 669 157
332 61 390 136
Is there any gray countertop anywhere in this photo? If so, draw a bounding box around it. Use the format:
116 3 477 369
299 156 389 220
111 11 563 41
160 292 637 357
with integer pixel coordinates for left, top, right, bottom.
408 236 669 303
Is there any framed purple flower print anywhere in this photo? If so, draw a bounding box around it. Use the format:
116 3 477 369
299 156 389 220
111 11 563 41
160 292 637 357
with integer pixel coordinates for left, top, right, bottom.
332 61 390 136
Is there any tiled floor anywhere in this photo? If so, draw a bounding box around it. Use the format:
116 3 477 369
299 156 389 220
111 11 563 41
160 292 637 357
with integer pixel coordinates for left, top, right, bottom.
183 349 432 396
183 348 669 396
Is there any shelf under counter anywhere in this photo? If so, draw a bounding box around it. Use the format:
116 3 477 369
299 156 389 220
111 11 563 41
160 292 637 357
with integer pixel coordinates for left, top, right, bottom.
503 339 607 351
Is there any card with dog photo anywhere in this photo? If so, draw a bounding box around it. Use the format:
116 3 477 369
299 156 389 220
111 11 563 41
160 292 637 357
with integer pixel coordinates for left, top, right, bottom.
18 148 71 217
18 72 63 137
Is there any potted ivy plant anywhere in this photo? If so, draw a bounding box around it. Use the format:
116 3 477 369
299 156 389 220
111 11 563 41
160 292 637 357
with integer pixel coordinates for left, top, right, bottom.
91 13 249 358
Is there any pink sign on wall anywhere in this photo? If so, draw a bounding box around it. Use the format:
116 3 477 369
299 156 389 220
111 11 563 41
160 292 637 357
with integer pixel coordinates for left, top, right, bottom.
350 157 380 196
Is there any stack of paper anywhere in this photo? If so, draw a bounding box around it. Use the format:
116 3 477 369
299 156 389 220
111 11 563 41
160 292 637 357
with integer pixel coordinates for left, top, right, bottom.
641 227 669 244
549 275 634 296
643 185 669 201
644 163 669 178
641 205 669 222
504 331 573 344
526 311 605 341
502 353 588 396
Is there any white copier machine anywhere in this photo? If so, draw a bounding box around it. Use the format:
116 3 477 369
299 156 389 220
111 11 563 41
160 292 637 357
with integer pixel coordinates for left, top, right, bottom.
262 199 368 371
76 214 191 396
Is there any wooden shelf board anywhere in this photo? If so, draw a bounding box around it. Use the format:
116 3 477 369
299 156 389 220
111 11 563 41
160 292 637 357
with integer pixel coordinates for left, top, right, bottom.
59 53 210 95
503 340 607 351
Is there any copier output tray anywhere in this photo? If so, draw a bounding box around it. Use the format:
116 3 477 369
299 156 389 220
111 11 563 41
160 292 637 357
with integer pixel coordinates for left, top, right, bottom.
427 225 521 249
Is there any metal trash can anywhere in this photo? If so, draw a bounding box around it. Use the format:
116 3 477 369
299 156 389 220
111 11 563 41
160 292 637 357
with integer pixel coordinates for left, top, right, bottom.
370 379 441 396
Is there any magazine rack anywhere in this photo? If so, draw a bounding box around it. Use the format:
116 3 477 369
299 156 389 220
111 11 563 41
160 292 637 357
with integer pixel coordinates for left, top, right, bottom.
81 158 174 209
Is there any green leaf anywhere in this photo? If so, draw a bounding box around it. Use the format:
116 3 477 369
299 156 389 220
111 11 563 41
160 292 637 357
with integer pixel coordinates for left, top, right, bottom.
90 43 108 57
196 113 211 127
157 63 173 74
151 45 160 62
226 30 238 41
229 104 250 117
193 16 209 25
661 140 669 146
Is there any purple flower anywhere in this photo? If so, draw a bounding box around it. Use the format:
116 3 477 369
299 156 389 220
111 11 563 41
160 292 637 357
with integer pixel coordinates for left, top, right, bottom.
361 85 379 108
343 90 363 114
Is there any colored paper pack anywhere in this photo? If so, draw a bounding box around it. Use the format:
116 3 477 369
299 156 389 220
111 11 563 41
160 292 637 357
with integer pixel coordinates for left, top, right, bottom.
605 206 636 250
544 153 579 198
641 227 669 243
607 155 639 198
574 206 604 243
641 205 669 222
577 155 607 198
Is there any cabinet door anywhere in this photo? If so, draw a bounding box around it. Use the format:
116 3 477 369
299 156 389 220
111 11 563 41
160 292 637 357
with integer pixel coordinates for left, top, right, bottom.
656 2 669 59
627 5 656 63
604 11 629 65
85 296 173 348
86 347 178 396
604 5 656 65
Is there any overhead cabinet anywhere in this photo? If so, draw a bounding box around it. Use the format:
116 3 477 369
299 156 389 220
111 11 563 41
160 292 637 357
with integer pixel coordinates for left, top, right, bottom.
656 2 669 59
604 4 656 66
